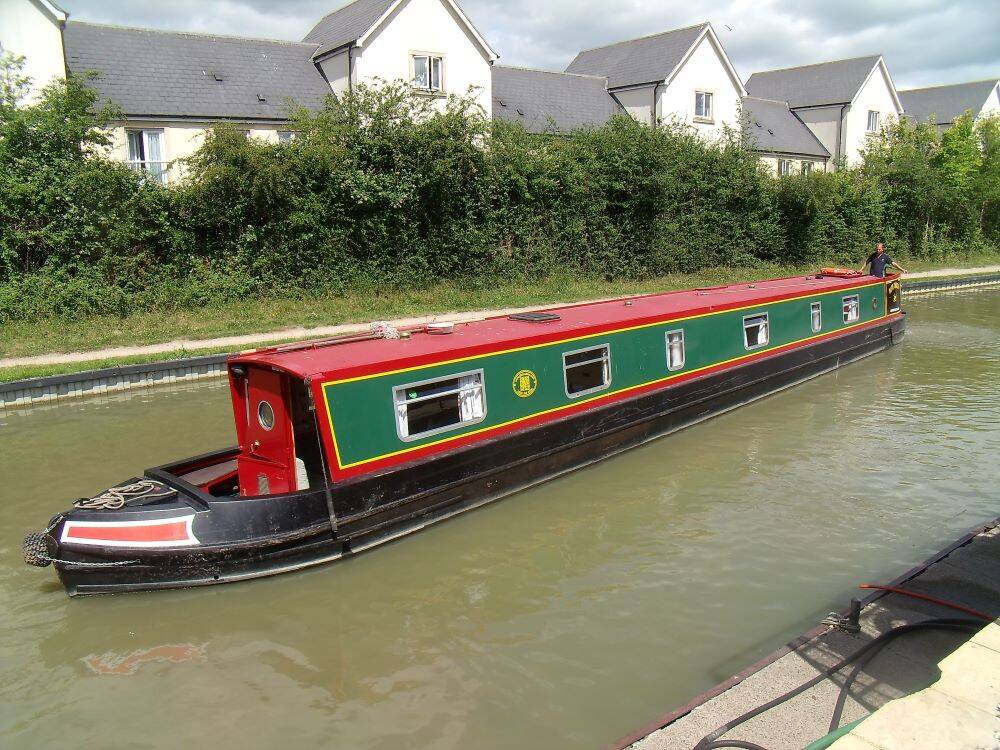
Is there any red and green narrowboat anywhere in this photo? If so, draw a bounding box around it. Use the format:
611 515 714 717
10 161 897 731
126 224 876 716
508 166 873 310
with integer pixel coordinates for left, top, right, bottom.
24 272 905 595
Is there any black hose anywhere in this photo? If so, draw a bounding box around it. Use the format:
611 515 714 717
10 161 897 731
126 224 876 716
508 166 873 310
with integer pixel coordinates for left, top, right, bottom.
693 618 981 750
701 742 770 750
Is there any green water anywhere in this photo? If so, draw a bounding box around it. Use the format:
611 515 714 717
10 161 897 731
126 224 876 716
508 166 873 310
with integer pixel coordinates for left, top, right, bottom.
2 291 998 750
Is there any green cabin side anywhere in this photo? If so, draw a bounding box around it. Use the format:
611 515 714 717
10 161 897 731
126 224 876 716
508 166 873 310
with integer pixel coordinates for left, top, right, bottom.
322 283 888 470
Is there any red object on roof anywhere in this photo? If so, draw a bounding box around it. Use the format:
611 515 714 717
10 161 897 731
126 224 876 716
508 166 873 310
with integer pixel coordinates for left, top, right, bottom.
230 274 886 381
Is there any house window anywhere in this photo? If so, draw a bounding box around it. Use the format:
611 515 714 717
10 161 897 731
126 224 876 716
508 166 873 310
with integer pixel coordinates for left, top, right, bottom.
843 295 860 323
810 301 822 333
777 159 792 176
393 370 485 441
801 161 813 175
277 131 296 143
126 129 167 184
563 345 611 398
743 313 769 350
412 54 444 93
867 110 880 133
694 91 713 121
666 330 685 371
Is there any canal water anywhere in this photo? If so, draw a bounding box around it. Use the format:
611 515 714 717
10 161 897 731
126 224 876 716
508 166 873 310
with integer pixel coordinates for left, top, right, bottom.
2 290 998 750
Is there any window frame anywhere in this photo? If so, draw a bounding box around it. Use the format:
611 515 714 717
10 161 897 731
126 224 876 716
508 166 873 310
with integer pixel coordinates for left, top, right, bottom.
277 130 296 143
410 52 445 94
125 128 167 185
810 301 822 333
743 313 770 351
777 159 792 177
694 90 714 122
801 161 813 176
842 294 861 324
392 368 486 442
665 329 686 372
562 343 612 399
866 110 880 133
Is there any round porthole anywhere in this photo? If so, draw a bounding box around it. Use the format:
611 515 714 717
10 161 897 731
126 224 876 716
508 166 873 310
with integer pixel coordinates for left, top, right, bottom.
258 400 275 431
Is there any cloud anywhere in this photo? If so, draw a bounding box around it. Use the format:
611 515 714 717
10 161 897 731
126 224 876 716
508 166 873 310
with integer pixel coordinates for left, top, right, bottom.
59 0 998 88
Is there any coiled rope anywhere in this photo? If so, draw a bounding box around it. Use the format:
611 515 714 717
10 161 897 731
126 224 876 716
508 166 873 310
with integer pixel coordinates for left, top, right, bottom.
73 479 176 511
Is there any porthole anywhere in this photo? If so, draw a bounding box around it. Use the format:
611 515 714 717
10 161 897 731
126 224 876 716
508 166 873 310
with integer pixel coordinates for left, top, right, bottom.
258 400 275 431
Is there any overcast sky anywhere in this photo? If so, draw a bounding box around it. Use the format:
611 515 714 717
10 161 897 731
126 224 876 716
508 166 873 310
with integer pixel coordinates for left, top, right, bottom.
58 0 999 89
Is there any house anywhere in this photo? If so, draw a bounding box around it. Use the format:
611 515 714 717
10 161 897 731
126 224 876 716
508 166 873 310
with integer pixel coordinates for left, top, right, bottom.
899 79 1000 131
2 0 498 183
565 23 746 139
303 0 497 114
0 0 67 103
742 97 830 174
746 55 904 168
62 23 332 184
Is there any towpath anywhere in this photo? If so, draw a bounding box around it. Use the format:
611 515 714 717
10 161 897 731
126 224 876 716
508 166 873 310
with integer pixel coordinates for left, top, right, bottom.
3 265 998 371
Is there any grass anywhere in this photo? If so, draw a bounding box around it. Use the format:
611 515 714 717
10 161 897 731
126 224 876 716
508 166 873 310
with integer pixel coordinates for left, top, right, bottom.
2 253 999 382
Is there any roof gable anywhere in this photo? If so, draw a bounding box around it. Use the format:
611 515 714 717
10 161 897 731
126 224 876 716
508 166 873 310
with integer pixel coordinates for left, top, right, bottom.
741 97 830 158
900 79 1000 124
492 66 619 133
565 23 708 89
64 22 332 121
304 0 498 61
746 55 883 108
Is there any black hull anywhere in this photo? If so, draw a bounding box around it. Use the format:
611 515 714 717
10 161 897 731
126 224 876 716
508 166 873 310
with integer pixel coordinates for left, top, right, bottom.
56 315 905 595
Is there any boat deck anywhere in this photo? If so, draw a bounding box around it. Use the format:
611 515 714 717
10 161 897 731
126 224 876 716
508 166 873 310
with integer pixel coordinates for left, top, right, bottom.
612 520 1000 750
232 274 886 379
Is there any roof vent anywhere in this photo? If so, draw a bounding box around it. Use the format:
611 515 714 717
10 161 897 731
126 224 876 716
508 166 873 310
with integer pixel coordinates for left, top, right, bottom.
767 128 774 135
509 311 561 323
516 108 525 116
426 322 455 335
257 93 267 102
498 98 507 107
212 71 225 82
754 121 761 127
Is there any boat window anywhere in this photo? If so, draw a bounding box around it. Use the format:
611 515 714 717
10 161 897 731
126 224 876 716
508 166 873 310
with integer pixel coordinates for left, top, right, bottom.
810 301 822 333
843 295 860 323
743 314 769 350
666 330 685 371
394 370 486 441
563 344 611 398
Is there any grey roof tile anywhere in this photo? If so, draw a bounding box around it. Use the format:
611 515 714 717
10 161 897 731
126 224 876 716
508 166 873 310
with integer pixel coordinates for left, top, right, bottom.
302 0 395 59
745 55 882 108
741 97 830 158
492 65 619 133
64 21 331 120
900 80 999 125
565 23 707 89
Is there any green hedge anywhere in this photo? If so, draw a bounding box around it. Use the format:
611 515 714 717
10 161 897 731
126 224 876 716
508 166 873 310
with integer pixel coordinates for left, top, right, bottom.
0 54 997 323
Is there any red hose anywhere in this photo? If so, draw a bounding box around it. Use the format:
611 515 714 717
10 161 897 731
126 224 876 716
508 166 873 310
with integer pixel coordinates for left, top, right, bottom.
859 584 996 621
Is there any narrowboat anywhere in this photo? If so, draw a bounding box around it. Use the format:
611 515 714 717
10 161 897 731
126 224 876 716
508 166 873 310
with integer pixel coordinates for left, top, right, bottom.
24 272 905 595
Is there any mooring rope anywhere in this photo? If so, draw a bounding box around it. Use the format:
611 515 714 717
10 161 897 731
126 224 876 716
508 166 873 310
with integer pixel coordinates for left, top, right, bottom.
73 479 176 511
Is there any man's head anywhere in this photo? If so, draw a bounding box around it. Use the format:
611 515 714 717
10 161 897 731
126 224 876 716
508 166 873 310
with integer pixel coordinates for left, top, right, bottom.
876 242 885 252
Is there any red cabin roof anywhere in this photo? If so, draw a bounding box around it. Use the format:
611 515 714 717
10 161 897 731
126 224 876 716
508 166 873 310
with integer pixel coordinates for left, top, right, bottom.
230 273 886 382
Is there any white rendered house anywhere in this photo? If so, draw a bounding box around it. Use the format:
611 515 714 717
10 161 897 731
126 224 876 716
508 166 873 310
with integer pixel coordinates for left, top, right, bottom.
745 56 904 169
0 0 67 103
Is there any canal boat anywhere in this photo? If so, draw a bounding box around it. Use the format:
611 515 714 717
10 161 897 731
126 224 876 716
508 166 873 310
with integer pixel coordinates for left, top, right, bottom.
24 272 905 595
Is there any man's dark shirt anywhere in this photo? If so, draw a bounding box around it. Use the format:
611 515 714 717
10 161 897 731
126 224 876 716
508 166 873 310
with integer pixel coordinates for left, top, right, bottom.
866 251 892 278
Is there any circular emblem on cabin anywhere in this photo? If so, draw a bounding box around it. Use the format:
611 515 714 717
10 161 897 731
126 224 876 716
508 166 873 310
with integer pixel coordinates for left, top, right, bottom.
512 369 538 398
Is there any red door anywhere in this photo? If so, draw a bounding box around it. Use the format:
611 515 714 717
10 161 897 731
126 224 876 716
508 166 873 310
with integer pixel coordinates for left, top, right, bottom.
237 367 295 496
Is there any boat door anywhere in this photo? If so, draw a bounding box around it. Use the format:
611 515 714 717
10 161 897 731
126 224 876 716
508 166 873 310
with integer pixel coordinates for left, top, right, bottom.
238 367 295 496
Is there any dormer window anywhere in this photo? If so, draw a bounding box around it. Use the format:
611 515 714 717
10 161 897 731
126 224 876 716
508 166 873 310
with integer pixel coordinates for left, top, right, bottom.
411 54 444 93
694 91 713 122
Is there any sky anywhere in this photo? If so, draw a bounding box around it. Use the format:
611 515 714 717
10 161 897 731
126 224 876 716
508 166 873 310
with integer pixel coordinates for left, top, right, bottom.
56 0 999 89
